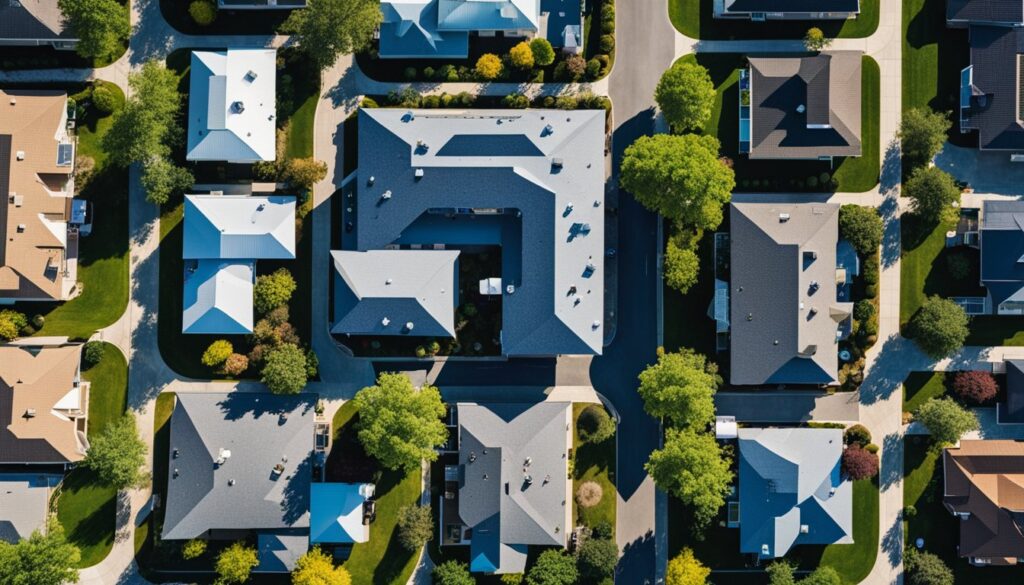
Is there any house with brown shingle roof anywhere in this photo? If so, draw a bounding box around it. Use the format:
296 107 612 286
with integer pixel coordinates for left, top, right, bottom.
0 89 80 303
0 338 89 465
944 440 1024 566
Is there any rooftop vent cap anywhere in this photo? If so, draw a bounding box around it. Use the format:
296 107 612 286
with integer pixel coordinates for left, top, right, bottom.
506 284 516 294
762 544 770 556
415 168 424 178
779 212 791 222
405 321 414 331
244 70 257 82
385 278 393 285
368 176 375 185
797 104 806 113
592 320 601 329
800 524 809 534
552 157 564 168
9 97 15 105
16 224 25 233
228 479 235 486
232 101 245 113
382 317 390 326
382 190 392 200
216 448 231 465
24 408 36 418
15 151 24 161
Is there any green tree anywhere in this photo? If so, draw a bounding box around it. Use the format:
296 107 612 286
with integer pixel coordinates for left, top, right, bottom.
800 567 842 585
909 296 969 359
645 428 733 530
839 204 883 257
905 549 953 585
803 27 831 51
215 541 258 585
396 504 433 552
0 309 27 341
189 0 217 25
655 60 716 132
637 349 717 427
916 397 979 446
292 547 351 585
766 561 796 585
281 0 382 71
530 38 556 67
577 404 615 443
141 157 194 205
432 560 474 585
526 550 578 585
58 0 128 60
83 341 105 368
576 537 618 582
354 373 447 471
181 538 207 560
509 41 535 70
899 108 952 172
620 134 734 230
0 519 80 585
475 53 504 80
282 158 328 191
202 340 233 367
261 344 308 394
83 414 147 489
103 61 182 167
904 167 961 225
91 85 119 115
254 268 297 314
666 548 710 585
664 238 700 293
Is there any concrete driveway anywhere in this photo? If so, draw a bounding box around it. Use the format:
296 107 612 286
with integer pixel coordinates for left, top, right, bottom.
935 142 1024 195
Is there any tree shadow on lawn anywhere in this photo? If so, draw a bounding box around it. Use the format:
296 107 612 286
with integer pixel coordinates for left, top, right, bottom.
60 468 116 559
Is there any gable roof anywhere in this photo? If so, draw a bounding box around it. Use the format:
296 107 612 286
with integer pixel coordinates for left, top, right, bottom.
379 0 471 58
457 402 571 574
186 49 277 162
0 340 86 464
309 482 373 544
0 0 77 43
962 25 1024 151
354 109 605 356
183 195 296 259
739 428 853 558
331 249 459 337
182 260 254 334
948 0 1024 24
161 393 316 540
944 440 1024 561
0 90 75 301
980 200 1024 307
729 203 851 386
748 52 862 159
436 0 538 30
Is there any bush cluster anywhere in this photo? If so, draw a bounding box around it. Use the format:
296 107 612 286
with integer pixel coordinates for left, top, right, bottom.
951 370 998 404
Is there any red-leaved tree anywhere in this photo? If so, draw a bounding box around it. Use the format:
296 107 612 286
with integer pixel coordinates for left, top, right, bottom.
842 445 879 481
952 370 998 405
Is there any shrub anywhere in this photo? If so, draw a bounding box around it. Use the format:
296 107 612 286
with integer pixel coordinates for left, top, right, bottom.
182 538 207 560
555 95 578 110
592 521 613 540
509 41 534 69
946 252 970 281
361 97 379 108
578 404 615 443
403 66 417 81
201 340 233 367
475 53 503 80
862 253 880 286
909 296 969 359
905 549 953 585
433 560 474 585
83 341 105 368
839 204 883 256
189 0 216 26
397 504 433 552
501 574 524 585
254 268 296 314
854 300 876 323
807 175 819 188
865 443 880 454
576 538 618 582
0 309 28 340
602 3 615 20
565 54 586 80
844 424 872 447
916 397 979 445
91 85 118 114
422 66 435 79
586 58 602 80
599 34 615 53
864 283 879 298
215 542 258 584
221 353 249 376
804 27 831 51
261 343 308 394
842 445 879 480
415 346 427 358
527 550 578 585
422 94 440 108
951 370 998 404
576 481 603 508
601 17 615 33
529 38 556 67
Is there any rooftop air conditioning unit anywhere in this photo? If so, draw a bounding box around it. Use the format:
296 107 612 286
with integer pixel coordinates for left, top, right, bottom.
779 213 791 222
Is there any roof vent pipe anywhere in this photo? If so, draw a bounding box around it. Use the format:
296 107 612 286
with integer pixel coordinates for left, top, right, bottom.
797 104 806 113
382 317 390 326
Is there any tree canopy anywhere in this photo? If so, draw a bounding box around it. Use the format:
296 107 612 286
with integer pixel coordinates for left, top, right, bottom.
0 519 80 585
202 340 233 367
141 157 194 205
904 167 961 225
475 54 504 79
530 38 556 67
905 549 954 585
261 343 309 394
255 268 297 314
509 41 535 69
899 108 951 172
576 537 618 582
0 310 27 341
839 205 883 257
83 414 147 489
803 27 831 52
620 134 734 231
291 547 351 585
637 349 718 427
58 0 128 60
666 548 709 585
432 560 475 585
353 373 447 471
916 397 979 446
645 427 733 529
951 370 999 404
909 296 969 359
103 61 182 168
841 445 879 480
215 542 258 585
664 238 701 293
655 60 716 132
577 404 615 444
526 550 578 585
396 504 433 552
282 0 382 71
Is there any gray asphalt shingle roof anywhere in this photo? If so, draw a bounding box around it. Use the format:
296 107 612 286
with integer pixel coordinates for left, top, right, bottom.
748 52 862 159
161 393 316 540
729 202 852 386
948 0 1024 24
353 109 605 356
962 25 1024 151
980 200 1024 307
0 0 76 43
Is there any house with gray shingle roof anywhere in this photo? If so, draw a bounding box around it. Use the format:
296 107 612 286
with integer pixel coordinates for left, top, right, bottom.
0 0 78 51
979 200 1024 314
444 402 572 574
742 52 862 160
947 0 1024 27
716 0 859 20
728 202 852 386
738 427 852 559
337 108 605 357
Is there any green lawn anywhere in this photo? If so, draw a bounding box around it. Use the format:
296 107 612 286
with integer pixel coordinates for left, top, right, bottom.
16 82 129 340
902 371 948 414
679 53 880 193
55 342 128 568
572 403 617 533
669 0 878 39
663 226 717 357
134 392 174 577
281 48 320 160
902 0 971 113
818 479 879 585
899 214 985 325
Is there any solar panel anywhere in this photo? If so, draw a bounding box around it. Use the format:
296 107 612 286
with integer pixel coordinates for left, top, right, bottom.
56 143 73 166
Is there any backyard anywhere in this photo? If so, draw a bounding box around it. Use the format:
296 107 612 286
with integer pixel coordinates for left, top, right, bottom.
668 0 878 40
902 0 971 115
572 403 617 533
55 342 128 567
677 53 880 193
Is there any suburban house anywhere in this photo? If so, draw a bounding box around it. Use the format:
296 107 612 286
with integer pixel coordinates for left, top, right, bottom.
186 49 277 163
440 402 572 574
943 440 1024 565
333 108 605 357
715 0 859 20
0 473 61 543
0 338 89 466
217 0 306 10
727 202 853 386
1000 359 1024 422
182 194 296 334
0 0 78 50
978 200 1024 315
740 52 863 160
737 428 853 559
0 89 82 303
377 0 582 59
948 1 1024 155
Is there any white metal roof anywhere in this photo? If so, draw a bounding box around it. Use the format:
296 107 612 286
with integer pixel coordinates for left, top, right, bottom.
182 260 255 334
184 195 296 260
